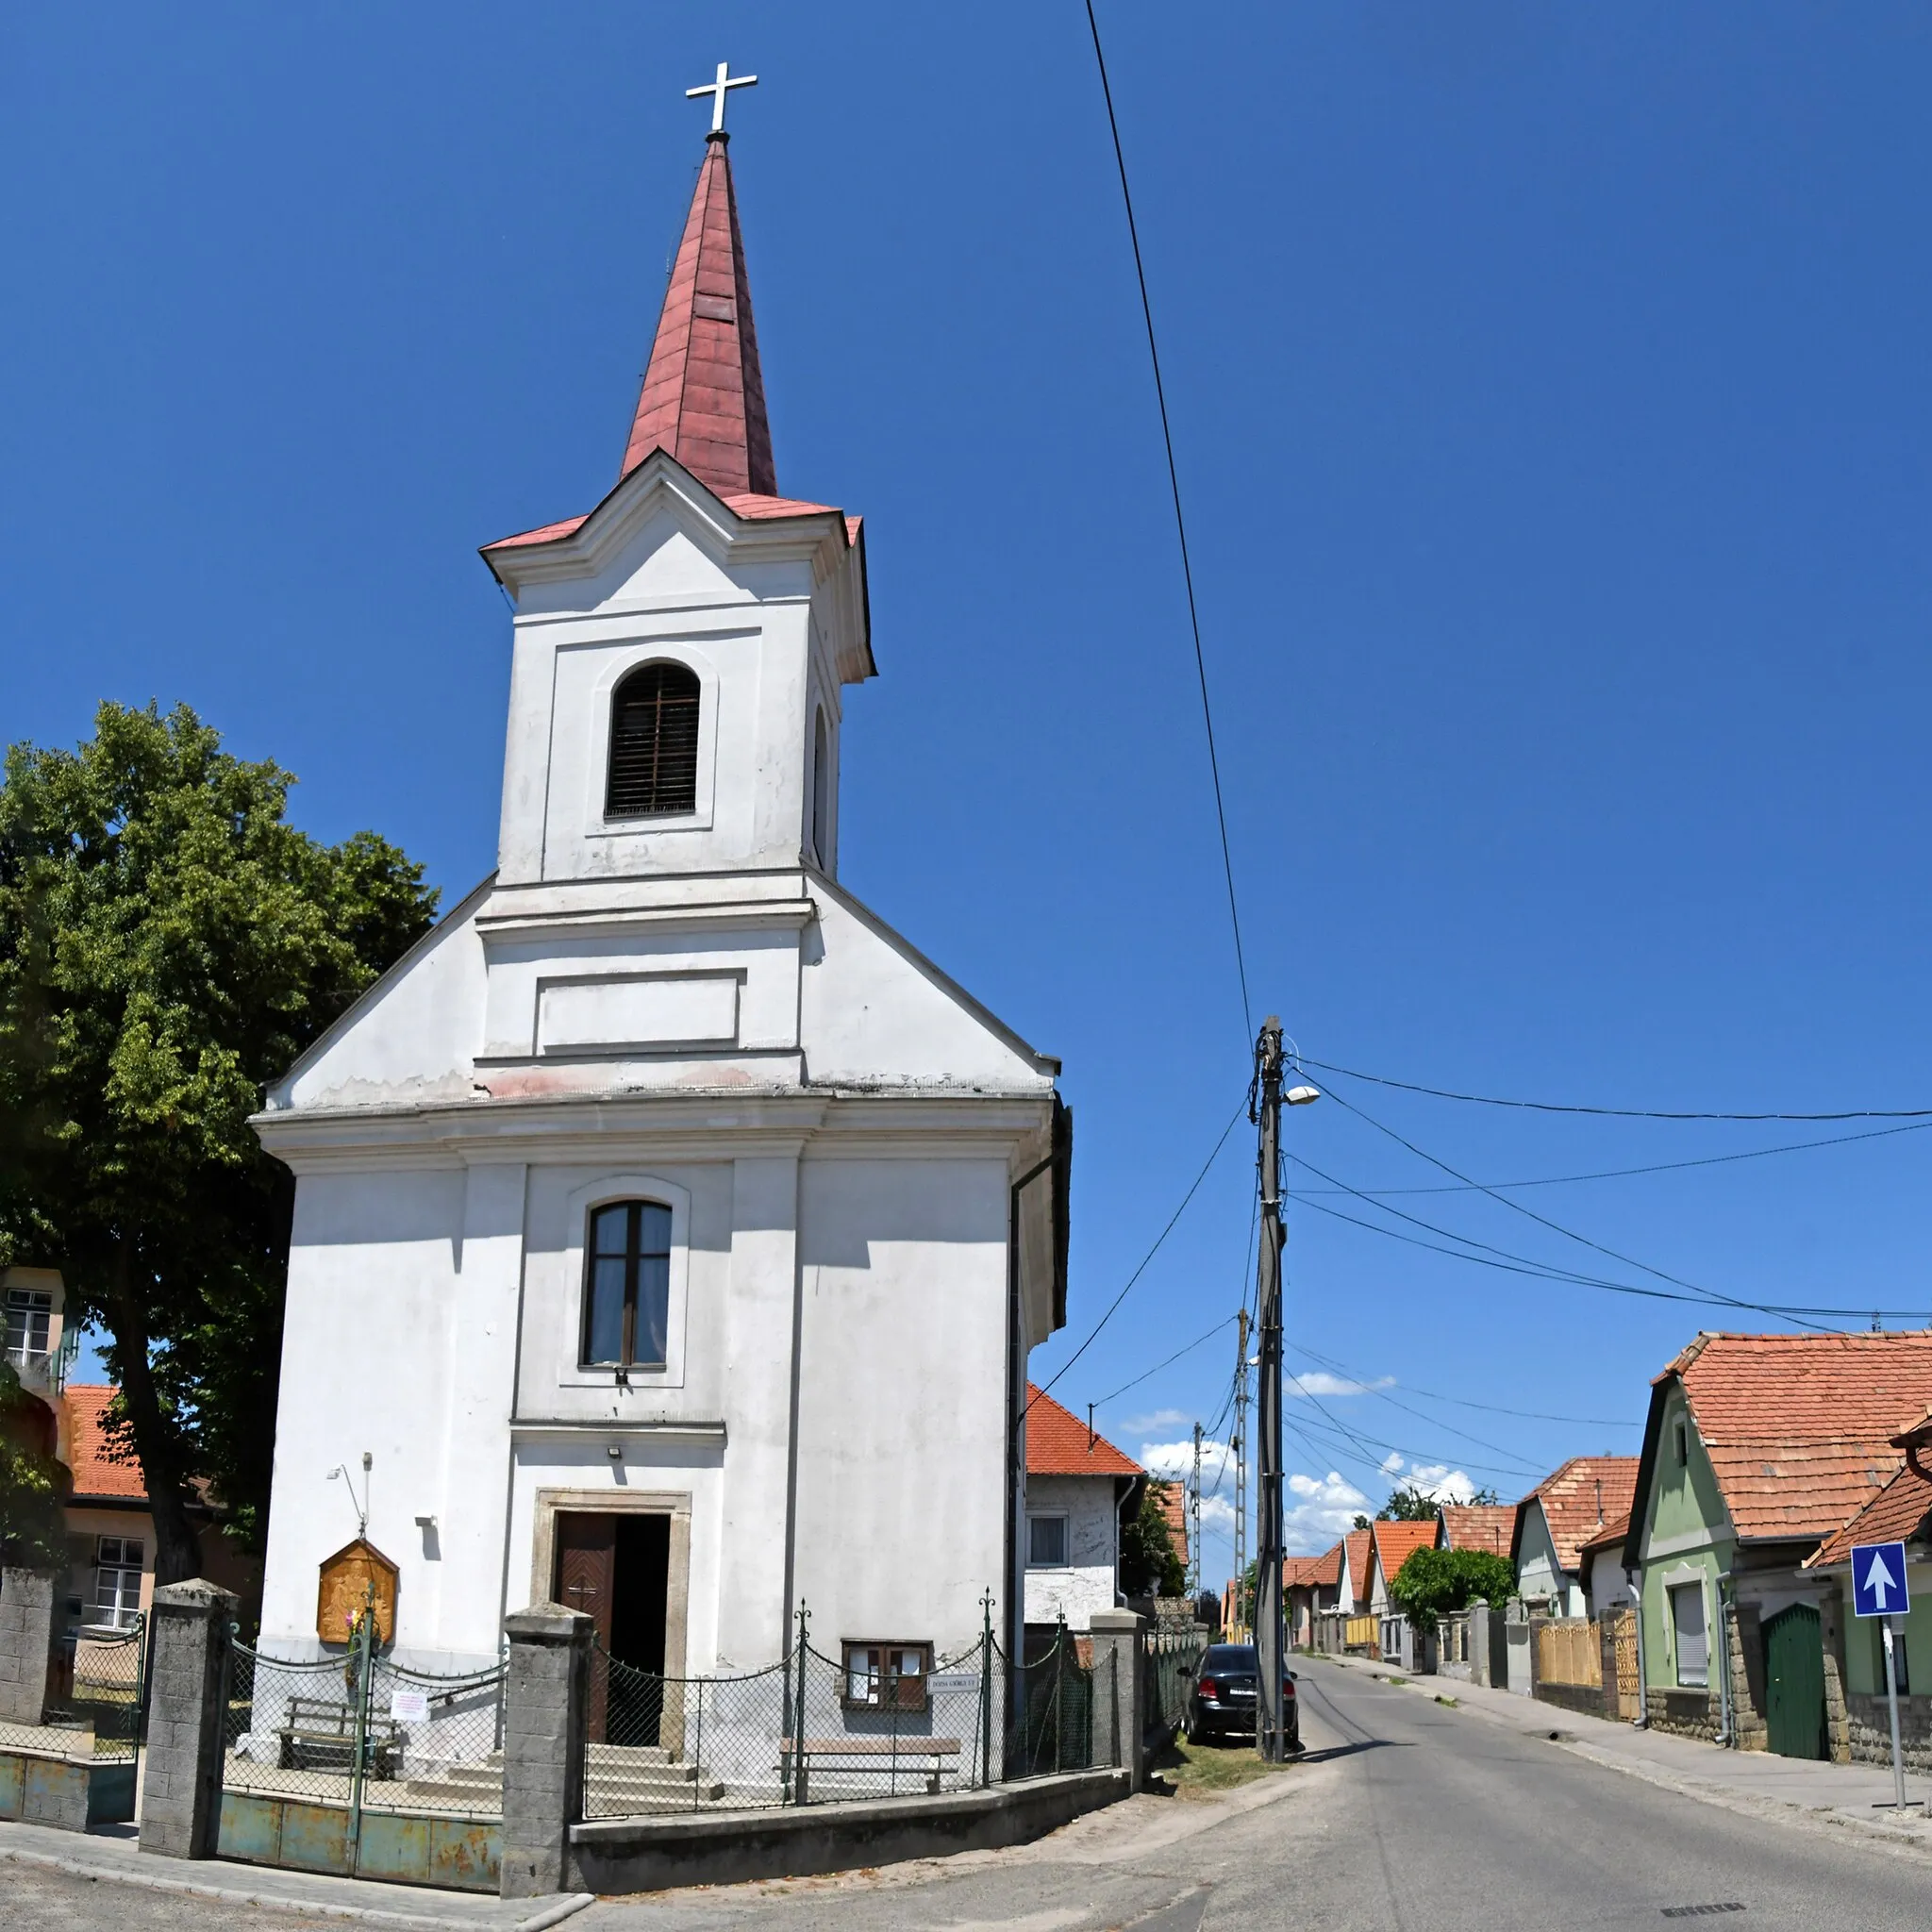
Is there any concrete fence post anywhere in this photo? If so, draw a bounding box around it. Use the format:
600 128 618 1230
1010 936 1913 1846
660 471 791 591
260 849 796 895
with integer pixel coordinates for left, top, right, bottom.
1469 1603 1492 1689
0 1566 57 1725
501 1602 592 1900
1088 1609 1148 1790
140 1579 237 1860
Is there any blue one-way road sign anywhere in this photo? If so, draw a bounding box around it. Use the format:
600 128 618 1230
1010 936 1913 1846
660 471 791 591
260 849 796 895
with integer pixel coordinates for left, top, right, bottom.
1853 1541 1910 1619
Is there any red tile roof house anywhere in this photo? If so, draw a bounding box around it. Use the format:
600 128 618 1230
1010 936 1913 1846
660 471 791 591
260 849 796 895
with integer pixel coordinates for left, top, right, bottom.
1283 1545 1344 1649
1365 1518 1445 1670
1804 1408 1932 1773
1438 1503 1515 1560
1511 1457 1641 1621
56 1388 263 1638
1022 1386 1143 1642
1619 1331 1932 1758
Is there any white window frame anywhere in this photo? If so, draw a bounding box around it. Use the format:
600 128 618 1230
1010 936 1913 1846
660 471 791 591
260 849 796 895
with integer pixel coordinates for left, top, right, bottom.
555 1174 691 1391
93 1536 143 1628
578 641 723 840
1026 1512 1071 1569
1668 1575 1708 1689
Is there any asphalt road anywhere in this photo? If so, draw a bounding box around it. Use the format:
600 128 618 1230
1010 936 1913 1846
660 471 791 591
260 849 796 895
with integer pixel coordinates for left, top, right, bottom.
9 1663 1932 1930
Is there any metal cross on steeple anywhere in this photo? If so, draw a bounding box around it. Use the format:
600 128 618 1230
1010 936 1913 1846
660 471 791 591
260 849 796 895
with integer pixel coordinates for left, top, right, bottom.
687 60 758 134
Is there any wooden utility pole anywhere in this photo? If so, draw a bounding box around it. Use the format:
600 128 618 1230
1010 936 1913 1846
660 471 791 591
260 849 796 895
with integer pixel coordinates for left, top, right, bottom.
1254 1017 1287 1760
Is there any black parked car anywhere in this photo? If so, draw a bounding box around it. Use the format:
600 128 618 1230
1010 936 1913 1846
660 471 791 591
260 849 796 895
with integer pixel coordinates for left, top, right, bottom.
1182 1643 1300 1750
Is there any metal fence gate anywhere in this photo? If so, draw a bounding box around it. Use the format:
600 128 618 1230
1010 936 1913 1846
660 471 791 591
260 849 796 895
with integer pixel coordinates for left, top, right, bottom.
217 1611 507 1891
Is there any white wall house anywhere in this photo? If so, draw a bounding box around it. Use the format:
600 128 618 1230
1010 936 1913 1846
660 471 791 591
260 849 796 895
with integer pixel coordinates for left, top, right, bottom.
1020 1388 1140 1635
249 126 1069 1685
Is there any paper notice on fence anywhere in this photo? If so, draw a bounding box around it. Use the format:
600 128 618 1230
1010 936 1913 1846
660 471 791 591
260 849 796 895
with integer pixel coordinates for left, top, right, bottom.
390 1689 430 1723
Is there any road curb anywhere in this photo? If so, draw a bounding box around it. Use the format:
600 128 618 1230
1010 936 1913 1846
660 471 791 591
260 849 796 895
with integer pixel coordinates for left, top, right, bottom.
0 1844 595 1931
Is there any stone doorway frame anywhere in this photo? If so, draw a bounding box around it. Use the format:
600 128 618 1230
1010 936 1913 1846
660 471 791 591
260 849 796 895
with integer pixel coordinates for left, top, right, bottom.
529 1488 692 1694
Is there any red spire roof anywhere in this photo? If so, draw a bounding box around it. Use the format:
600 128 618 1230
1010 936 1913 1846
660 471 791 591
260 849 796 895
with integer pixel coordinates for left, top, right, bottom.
621 130 775 496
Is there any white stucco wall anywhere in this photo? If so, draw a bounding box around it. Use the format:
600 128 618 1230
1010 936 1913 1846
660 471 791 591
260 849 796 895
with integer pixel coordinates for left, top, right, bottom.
1515 1502 1585 1619
1022 1474 1121 1631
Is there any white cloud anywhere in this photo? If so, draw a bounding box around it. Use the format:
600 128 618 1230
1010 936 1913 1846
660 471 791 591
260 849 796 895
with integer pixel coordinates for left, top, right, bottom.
1140 1439 1232 1484
1283 1470 1371 1554
1199 1495 1236 1535
1288 1371 1395 1399
1120 1407 1191 1436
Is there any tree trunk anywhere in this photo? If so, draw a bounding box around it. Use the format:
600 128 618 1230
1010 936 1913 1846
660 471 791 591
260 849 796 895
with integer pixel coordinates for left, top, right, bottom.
105 1234 203 1586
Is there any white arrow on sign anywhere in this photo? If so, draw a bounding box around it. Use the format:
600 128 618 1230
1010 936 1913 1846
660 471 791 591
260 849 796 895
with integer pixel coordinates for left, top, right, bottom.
1864 1547 1900 1610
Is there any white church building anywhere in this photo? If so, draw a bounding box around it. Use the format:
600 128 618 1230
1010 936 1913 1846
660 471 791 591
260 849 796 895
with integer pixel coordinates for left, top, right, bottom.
250 109 1070 1686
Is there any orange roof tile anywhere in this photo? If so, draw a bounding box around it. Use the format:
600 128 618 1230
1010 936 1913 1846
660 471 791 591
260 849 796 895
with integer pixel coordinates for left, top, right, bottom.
1155 1481 1189 1566
1289 1541 1344 1588
481 489 856 557
1809 1465 1932 1568
1371 1519 1441 1585
60 1386 147 1503
1024 1385 1141 1478
1669 1332 1932 1544
1439 1504 1516 1557
1578 1509 1633 1557
1521 1457 1641 1574
1343 1528 1372 1607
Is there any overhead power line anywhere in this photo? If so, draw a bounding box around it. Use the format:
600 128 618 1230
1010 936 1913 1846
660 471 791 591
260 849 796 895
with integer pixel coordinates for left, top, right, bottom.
1290 1116 1932 1196
1084 0 1252 1042
1091 1314 1238 1409
1290 1341 1636 1428
1301 1057 1932 1124
1031 1101 1246 1410
1309 1086 1844 1335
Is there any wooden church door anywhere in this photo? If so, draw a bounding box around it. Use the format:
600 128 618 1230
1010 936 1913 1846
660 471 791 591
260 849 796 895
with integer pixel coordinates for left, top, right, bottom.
557 1513 617 1740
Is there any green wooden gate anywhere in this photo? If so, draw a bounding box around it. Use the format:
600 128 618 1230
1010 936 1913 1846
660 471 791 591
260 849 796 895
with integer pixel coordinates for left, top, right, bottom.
1764 1604 1827 1760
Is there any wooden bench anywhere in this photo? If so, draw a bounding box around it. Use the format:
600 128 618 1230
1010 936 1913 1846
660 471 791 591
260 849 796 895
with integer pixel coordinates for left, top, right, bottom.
783 1736 962 1802
277 1698 403 1779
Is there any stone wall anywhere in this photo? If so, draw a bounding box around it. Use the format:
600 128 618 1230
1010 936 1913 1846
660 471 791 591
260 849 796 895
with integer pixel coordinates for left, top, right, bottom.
1646 1687 1720 1742
1533 1680 1607 1720
1846 1692 1932 1772
1725 1599 1769 1752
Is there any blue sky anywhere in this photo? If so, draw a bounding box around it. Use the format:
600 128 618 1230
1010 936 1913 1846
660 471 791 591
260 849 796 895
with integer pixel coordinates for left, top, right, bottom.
8 5 1932 1575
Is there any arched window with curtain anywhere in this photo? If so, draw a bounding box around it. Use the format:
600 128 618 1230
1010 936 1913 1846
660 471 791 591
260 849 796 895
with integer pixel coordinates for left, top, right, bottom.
606 661 700 818
810 707 830 865
581 1200 672 1371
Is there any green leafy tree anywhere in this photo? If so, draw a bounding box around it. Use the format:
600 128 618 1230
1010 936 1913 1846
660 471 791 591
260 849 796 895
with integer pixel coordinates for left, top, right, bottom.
0 1358 69 1568
1387 1546 1517 1636
1377 1484 1442 1522
1121 1479 1187 1598
0 702 437 1580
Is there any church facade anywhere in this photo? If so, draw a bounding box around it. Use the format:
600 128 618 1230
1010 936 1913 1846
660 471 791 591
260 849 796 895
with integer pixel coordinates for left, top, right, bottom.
250 123 1070 1678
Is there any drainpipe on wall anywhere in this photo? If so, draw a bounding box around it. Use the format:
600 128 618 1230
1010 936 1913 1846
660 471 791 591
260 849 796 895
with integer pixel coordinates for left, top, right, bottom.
1625 1566 1649 1728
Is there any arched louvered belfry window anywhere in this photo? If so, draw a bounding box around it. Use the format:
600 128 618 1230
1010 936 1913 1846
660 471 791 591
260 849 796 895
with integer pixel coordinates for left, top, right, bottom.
606 661 700 818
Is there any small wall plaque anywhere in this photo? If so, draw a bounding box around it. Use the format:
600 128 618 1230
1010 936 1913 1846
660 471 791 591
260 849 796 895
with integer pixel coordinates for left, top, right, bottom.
316 1538 399 1647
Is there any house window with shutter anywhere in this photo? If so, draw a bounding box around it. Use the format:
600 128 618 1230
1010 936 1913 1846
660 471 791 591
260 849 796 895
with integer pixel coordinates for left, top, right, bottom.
1670 1580 1708 1688
581 1201 673 1372
606 662 700 818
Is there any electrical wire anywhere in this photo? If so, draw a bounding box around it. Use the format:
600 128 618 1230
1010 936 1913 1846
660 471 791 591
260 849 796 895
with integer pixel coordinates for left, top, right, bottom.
1030 1101 1246 1409
1288 1116 1932 1196
1300 1056 1932 1124
1288 1341 1636 1428
1091 1314 1238 1409
1307 1089 1847 1334
1084 0 1252 1042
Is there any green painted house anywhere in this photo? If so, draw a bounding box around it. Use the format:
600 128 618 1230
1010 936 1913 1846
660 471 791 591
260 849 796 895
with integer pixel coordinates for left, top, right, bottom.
1621 1331 1932 1760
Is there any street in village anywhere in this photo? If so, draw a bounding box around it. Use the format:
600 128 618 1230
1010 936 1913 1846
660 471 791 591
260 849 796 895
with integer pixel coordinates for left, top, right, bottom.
9 1661 1932 1930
